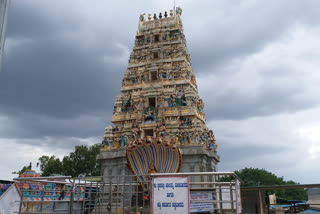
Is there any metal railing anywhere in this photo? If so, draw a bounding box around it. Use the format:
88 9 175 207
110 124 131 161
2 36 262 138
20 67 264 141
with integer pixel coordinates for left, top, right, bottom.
14 172 240 214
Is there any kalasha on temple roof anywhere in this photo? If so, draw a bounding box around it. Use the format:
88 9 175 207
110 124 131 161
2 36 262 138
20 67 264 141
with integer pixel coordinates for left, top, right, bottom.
99 8 219 183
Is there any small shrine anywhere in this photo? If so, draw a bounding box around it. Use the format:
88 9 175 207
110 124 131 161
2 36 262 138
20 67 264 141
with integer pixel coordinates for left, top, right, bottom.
97 8 219 182
18 169 40 178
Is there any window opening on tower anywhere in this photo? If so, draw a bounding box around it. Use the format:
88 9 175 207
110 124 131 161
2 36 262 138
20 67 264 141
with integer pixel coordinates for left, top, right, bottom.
154 35 159 42
149 97 156 108
151 71 158 81
153 52 159 59
144 129 154 137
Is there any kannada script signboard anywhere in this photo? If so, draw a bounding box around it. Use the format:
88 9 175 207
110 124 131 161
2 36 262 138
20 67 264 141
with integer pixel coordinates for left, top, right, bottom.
152 176 190 214
190 192 214 213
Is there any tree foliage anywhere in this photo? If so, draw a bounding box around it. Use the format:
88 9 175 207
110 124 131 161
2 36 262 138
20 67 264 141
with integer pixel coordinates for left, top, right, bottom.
37 144 101 177
12 165 31 175
220 168 307 200
37 156 63 176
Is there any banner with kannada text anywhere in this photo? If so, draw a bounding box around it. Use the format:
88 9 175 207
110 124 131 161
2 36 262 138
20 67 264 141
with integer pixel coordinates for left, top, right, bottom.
152 176 189 214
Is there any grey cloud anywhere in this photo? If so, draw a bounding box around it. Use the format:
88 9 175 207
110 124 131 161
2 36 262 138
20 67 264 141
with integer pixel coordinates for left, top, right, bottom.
203 84 317 120
0 111 112 140
184 1 320 73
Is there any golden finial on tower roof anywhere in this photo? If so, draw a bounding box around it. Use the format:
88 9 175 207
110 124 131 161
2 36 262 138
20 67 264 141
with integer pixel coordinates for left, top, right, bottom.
170 10 173 16
148 14 151 21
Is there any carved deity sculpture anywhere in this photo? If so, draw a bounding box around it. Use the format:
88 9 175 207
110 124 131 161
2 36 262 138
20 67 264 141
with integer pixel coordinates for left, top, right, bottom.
194 131 199 144
158 93 165 108
139 96 145 110
102 136 108 149
159 124 167 138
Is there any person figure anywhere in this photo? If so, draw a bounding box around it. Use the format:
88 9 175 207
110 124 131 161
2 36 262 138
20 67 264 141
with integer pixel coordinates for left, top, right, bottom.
58 185 65 200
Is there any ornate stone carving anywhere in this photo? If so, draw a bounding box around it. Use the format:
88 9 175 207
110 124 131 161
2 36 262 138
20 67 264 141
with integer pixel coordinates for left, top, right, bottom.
99 8 219 176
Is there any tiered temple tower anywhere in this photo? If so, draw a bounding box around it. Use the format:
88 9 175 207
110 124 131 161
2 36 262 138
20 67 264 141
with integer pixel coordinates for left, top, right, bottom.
97 8 219 179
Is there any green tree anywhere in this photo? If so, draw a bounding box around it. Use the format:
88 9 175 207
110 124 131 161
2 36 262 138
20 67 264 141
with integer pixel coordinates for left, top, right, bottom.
12 165 31 175
36 144 101 177
220 168 307 200
37 155 63 176
62 144 101 177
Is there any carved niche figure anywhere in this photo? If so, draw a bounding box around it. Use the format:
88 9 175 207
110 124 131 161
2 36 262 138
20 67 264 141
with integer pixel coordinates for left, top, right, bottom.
182 131 189 144
121 135 129 147
131 97 137 109
159 123 167 138
200 132 206 145
102 136 108 149
131 128 137 141
131 121 141 140
191 75 197 85
175 130 182 145
176 88 186 106
208 130 218 151
137 74 143 83
167 95 176 107
158 93 165 108
107 137 113 149
194 131 199 144
188 131 193 144
121 93 132 112
180 117 192 127
197 99 204 113
115 137 121 148
144 107 154 122
169 131 175 144
139 96 145 110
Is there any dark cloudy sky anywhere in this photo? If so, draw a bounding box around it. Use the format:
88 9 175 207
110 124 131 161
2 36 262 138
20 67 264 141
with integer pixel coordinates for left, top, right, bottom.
1 0 319 183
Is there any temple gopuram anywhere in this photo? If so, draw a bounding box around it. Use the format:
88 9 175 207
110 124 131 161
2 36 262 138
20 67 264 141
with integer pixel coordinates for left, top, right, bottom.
97 8 219 181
